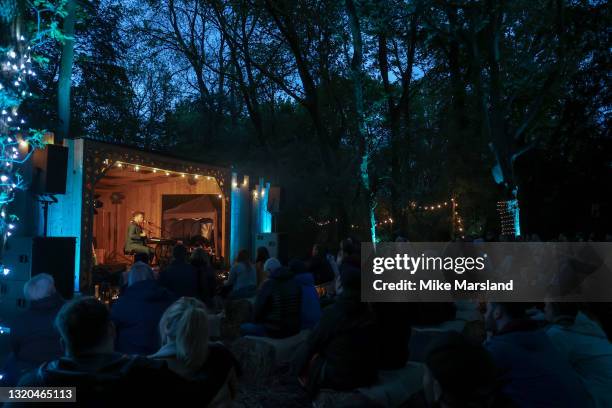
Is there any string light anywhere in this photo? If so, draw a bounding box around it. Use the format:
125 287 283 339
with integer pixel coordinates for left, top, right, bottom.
497 200 520 237
112 162 216 182
1 32 47 274
308 196 465 233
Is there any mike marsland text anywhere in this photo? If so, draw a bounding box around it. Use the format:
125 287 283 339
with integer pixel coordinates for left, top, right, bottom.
372 279 514 292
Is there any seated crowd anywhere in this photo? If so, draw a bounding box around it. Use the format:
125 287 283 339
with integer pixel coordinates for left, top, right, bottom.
1 237 610 407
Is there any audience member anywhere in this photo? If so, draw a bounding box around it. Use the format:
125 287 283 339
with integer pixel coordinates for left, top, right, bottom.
289 259 321 330
420 332 513 408
484 302 594 407
225 249 257 299
584 302 612 341
546 303 612 408
255 246 270 287
334 238 358 293
544 301 579 327
111 263 176 354
241 258 302 338
12 297 191 407
371 301 413 370
307 244 335 285
134 252 150 264
2 274 64 386
190 247 217 308
159 244 199 298
150 297 240 406
294 255 378 395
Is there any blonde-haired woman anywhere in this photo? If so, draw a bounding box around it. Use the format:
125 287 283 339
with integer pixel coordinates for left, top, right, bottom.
150 297 239 406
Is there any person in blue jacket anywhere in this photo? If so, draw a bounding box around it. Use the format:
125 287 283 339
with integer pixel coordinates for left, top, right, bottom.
288 259 321 330
111 263 177 355
484 302 594 408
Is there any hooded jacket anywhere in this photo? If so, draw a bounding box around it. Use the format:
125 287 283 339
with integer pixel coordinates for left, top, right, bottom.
110 280 177 355
485 319 594 408
253 266 302 338
547 312 612 408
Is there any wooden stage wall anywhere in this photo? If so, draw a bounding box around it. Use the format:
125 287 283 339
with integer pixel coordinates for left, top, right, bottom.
93 177 223 263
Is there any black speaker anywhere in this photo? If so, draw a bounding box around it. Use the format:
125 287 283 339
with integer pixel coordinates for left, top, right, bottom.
267 186 283 213
32 144 68 195
31 237 76 299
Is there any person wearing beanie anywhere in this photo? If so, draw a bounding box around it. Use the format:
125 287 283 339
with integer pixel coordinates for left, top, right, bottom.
241 258 303 338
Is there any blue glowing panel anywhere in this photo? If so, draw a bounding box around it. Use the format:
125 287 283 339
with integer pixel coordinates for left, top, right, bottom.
230 172 240 263
260 182 272 233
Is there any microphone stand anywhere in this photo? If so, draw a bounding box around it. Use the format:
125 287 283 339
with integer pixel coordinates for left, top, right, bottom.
144 220 172 238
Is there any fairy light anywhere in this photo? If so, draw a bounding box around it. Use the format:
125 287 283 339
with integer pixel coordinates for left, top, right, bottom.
109 163 225 197
0 32 48 254
497 200 520 237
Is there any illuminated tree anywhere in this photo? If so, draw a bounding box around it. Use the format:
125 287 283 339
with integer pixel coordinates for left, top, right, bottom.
0 0 70 271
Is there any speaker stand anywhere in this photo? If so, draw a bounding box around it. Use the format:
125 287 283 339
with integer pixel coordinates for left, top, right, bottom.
36 195 58 237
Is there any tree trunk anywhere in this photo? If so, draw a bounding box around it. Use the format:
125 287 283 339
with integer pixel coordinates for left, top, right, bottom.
346 0 376 244
57 0 76 143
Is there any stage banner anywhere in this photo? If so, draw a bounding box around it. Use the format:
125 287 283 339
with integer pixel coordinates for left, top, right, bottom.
361 242 612 302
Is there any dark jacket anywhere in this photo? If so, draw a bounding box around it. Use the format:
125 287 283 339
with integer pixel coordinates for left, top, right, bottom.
124 222 145 252
293 272 321 329
11 353 193 407
253 267 302 338
110 280 176 355
3 293 64 385
151 343 240 406
372 302 413 370
485 319 595 408
294 289 378 394
307 255 335 285
192 262 217 307
159 260 199 298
